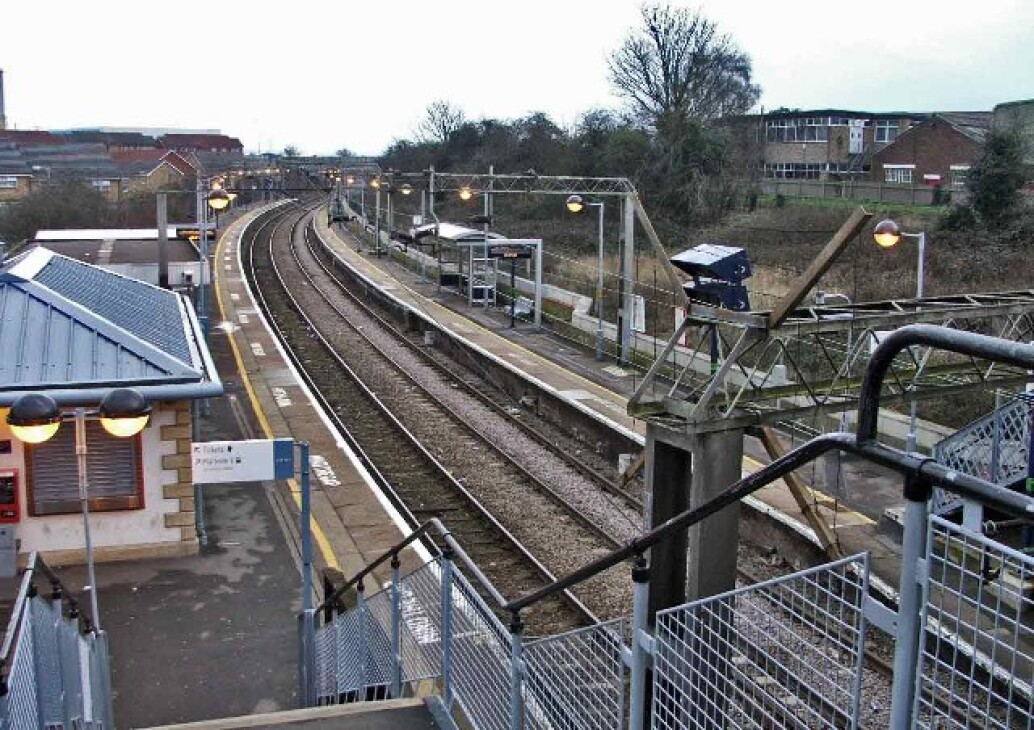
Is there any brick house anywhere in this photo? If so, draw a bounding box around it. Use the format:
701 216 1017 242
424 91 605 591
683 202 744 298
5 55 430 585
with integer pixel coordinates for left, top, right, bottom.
111 149 196 193
870 113 990 190
729 109 925 179
159 134 243 157
0 247 223 564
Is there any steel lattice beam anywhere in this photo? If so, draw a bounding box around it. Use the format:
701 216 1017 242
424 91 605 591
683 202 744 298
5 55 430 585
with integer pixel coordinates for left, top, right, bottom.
629 291 1034 433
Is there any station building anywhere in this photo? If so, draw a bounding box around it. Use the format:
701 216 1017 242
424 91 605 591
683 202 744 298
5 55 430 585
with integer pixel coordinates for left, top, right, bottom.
0 247 222 564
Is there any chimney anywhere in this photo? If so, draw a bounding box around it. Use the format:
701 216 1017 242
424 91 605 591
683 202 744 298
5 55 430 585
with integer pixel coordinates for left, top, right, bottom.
0 68 6 131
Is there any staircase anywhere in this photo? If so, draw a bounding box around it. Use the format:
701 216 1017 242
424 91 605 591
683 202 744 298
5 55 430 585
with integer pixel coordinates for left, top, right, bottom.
932 393 1031 514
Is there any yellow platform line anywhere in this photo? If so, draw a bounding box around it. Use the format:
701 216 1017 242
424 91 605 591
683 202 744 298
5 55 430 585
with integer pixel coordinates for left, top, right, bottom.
214 214 341 571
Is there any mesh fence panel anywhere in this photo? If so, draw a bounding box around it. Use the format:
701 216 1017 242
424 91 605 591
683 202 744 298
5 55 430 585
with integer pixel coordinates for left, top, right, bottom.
933 395 1030 514
59 618 84 724
334 608 364 697
523 619 627 730
2 601 39 730
362 588 395 690
915 517 1034 729
314 618 337 704
31 598 64 725
653 554 869 730
399 560 443 684
449 569 512 730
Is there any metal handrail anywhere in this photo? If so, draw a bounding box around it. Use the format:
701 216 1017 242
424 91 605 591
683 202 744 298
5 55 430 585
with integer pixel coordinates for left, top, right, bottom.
316 518 508 615
313 325 1034 621
0 552 91 692
507 324 1034 616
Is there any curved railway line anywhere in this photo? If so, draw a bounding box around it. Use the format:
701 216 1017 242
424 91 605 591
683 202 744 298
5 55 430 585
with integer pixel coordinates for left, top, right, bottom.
238 199 904 725
241 201 636 634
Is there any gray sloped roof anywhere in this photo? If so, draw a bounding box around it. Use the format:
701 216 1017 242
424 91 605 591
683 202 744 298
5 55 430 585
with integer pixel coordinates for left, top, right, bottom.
0 248 220 401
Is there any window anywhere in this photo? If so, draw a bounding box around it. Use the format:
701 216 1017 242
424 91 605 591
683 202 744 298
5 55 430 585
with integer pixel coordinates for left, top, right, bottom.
91 179 111 190
765 118 828 143
0 176 18 189
25 420 144 515
875 120 900 144
950 164 971 189
884 164 914 184
764 162 824 179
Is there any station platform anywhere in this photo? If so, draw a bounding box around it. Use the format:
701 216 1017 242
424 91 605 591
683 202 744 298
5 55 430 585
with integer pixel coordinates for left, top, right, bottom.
213 199 906 603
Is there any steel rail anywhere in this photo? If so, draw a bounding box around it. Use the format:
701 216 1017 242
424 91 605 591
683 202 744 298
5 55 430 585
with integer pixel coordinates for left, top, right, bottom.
245 202 598 627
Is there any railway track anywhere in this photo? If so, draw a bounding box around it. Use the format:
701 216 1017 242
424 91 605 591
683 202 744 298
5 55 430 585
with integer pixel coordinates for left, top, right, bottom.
241 201 631 635
238 200 909 723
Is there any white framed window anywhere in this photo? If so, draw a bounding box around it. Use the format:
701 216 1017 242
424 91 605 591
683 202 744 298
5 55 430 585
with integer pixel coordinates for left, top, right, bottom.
91 179 111 190
884 164 914 184
950 164 971 189
875 120 900 144
0 176 19 189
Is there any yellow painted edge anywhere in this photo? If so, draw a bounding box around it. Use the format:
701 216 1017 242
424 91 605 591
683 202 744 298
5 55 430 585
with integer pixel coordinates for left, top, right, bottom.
214 212 341 571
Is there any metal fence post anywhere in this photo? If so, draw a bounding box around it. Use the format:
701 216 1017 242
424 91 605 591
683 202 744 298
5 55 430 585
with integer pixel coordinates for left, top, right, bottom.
96 630 114 728
357 582 368 697
297 609 316 708
440 548 455 708
390 555 402 698
509 613 525 730
629 555 650 730
888 474 931 730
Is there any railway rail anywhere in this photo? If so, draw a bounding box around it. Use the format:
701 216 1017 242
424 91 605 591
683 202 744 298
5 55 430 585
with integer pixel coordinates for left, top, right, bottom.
242 201 629 634
239 200 906 723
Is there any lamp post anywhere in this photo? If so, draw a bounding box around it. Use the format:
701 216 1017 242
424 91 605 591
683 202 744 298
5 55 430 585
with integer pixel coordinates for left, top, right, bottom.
566 194 606 361
371 177 382 255
7 389 152 630
873 218 927 452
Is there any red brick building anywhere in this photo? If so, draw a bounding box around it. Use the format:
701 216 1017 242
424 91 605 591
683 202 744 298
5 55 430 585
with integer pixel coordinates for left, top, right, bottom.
870 113 990 190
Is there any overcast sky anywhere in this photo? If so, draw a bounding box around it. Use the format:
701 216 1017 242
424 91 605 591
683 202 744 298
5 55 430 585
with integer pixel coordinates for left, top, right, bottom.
2 0 1031 156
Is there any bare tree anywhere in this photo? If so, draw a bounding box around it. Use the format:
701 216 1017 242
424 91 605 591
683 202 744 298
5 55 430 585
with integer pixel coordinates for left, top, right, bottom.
417 100 466 144
283 145 300 157
608 4 760 125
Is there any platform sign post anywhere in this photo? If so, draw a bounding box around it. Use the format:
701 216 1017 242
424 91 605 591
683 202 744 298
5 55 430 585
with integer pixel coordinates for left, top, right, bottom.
192 438 312 609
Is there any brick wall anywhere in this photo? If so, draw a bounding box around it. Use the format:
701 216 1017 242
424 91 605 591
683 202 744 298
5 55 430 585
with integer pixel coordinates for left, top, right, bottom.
871 120 982 184
159 401 198 550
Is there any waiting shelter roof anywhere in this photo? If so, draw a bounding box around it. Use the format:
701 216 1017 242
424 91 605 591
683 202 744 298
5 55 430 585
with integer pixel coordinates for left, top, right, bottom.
0 248 222 404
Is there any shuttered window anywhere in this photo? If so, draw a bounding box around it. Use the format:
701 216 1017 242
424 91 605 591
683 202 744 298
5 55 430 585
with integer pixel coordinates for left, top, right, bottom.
26 420 144 516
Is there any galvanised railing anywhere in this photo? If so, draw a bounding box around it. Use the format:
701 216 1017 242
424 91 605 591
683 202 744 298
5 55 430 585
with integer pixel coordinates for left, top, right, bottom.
0 552 113 729
299 325 1034 730
933 392 1032 515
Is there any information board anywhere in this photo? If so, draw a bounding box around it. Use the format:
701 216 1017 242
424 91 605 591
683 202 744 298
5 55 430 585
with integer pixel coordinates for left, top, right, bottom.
192 439 295 484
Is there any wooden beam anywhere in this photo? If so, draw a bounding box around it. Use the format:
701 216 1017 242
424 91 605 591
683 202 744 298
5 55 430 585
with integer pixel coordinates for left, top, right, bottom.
767 207 873 329
631 193 689 307
758 426 843 560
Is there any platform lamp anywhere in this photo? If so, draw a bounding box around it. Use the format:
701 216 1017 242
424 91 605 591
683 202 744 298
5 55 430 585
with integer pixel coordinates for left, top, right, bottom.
873 218 927 452
7 388 152 631
566 194 607 361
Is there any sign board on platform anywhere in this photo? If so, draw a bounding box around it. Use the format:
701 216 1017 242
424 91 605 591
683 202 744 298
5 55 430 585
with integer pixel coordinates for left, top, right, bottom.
488 244 533 260
192 439 295 484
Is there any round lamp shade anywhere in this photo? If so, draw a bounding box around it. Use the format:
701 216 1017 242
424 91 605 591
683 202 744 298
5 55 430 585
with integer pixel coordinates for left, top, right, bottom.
98 389 151 438
873 219 901 249
7 393 61 444
207 188 231 212
458 186 473 201
401 183 413 196
566 194 586 214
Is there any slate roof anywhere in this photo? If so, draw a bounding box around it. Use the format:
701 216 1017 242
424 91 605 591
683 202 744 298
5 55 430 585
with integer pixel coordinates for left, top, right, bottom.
0 130 65 147
936 112 993 144
159 134 243 152
0 248 218 400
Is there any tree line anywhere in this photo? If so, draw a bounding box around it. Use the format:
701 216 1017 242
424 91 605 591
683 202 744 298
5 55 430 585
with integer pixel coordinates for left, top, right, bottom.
380 4 761 230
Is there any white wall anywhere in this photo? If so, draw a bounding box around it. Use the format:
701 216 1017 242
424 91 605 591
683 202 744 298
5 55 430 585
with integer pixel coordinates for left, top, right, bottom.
0 405 182 555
